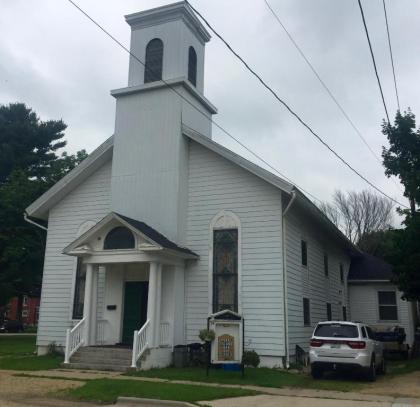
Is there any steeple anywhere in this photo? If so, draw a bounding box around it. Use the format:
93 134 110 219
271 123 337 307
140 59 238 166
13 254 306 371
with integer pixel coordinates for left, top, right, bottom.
109 2 217 244
125 2 210 94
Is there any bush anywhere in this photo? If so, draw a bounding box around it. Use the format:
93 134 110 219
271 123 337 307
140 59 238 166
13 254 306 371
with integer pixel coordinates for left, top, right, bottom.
242 350 260 368
199 329 215 343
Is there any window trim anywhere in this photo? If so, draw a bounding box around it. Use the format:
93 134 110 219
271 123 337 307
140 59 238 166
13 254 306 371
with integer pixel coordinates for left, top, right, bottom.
144 38 164 83
208 211 242 315
377 290 399 322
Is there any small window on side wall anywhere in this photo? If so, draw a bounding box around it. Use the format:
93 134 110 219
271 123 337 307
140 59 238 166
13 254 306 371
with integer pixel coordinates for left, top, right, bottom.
326 302 332 320
324 253 329 277
342 306 347 321
303 297 310 326
301 240 308 267
103 227 135 250
340 263 344 283
378 291 398 321
188 46 197 87
144 38 163 83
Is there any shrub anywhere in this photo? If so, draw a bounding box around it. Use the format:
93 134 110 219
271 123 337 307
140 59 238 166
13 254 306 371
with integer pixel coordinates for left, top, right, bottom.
199 329 215 343
242 350 260 368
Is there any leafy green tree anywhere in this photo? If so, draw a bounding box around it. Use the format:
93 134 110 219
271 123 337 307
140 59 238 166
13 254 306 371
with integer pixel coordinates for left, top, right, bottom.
382 110 420 302
0 103 87 311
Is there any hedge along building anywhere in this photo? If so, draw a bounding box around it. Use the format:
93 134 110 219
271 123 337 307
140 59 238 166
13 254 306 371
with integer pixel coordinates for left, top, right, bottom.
26 2 395 370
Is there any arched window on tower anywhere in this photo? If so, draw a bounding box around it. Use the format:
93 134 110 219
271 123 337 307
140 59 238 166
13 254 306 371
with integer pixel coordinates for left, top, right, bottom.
144 38 163 83
103 227 135 250
188 46 197 87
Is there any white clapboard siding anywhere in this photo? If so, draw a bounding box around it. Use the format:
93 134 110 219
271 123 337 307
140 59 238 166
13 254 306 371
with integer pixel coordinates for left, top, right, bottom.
349 284 414 345
36 160 112 347
285 205 351 354
185 141 285 357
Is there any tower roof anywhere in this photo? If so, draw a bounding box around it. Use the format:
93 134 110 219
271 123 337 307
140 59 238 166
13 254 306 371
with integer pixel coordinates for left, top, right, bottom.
125 1 211 45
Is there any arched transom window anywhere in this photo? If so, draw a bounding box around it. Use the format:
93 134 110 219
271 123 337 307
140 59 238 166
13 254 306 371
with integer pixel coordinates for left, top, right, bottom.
103 227 135 250
188 46 197 87
144 38 163 83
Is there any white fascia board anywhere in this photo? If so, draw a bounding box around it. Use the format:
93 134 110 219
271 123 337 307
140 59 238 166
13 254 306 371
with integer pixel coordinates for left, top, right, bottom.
183 125 294 194
25 136 114 220
111 78 217 114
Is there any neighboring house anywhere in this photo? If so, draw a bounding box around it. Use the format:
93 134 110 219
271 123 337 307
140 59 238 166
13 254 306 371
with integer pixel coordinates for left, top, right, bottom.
348 253 416 346
25 2 413 370
3 296 40 326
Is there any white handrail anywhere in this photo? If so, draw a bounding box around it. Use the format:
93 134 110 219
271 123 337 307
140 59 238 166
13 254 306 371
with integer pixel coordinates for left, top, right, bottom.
64 317 86 364
159 321 171 347
131 319 150 368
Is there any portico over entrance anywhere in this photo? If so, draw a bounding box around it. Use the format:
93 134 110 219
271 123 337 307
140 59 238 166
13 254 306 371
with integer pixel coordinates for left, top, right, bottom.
62 212 198 368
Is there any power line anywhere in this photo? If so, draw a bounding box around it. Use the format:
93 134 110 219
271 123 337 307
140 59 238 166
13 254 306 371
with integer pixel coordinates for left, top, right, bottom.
64 0 322 204
185 0 406 207
264 0 403 195
357 0 391 124
382 0 400 111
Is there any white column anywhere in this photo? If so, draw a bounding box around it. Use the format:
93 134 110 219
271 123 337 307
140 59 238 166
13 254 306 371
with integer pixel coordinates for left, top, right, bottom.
83 263 94 346
147 262 158 347
155 264 162 347
90 266 98 345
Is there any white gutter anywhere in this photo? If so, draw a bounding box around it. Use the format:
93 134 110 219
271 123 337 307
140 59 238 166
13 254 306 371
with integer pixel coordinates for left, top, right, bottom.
24 212 48 231
281 191 296 369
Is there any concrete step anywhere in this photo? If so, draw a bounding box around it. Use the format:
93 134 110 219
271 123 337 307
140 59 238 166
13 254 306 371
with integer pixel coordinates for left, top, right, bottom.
70 356 132 366
63 362 130 372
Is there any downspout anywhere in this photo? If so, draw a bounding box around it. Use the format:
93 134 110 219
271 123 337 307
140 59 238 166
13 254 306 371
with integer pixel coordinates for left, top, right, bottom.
24 212 48 231
282 190 296 369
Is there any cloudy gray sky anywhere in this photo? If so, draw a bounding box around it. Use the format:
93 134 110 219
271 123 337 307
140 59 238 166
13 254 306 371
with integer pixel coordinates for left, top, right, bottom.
1 0 418 212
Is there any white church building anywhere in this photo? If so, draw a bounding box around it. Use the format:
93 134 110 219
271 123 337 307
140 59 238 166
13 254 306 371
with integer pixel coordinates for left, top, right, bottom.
26 2 416 370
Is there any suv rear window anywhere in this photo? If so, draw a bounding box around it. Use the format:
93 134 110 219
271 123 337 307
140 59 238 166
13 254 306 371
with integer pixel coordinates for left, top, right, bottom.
314 323 358 338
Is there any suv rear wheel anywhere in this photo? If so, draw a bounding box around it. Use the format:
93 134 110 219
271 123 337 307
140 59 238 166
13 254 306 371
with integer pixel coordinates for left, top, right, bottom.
366 356 376 382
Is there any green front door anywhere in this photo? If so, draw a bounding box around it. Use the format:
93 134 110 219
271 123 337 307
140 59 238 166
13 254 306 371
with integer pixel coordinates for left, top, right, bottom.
122 281 148 345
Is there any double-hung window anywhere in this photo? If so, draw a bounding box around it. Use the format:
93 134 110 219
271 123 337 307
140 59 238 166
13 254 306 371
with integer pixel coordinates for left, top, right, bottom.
378 291 398 321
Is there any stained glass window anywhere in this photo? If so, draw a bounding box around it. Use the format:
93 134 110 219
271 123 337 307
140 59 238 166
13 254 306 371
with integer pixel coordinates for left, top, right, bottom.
104 227 135 250
213 229 238 313
188 46 197 87
144 38 163 83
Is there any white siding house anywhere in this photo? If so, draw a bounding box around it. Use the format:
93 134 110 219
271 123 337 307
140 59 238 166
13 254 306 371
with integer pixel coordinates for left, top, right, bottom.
25 2 415 371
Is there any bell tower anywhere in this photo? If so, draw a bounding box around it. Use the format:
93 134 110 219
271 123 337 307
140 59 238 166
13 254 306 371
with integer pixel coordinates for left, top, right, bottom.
110 2 217 244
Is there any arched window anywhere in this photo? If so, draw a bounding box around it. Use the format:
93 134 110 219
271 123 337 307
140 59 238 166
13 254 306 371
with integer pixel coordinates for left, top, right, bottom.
144 38 163 83
188 46 197 87
104 227 135 250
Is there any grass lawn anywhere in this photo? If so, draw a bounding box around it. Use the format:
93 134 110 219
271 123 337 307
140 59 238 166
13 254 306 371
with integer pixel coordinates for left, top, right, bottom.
126 366 365 392
0 335 36 355
0 355 61 370
388 358 420 375
65 378 257 404
0 334 62 370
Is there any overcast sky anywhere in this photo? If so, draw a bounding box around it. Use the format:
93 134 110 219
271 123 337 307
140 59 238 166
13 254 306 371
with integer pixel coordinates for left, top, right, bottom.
1 0 418 214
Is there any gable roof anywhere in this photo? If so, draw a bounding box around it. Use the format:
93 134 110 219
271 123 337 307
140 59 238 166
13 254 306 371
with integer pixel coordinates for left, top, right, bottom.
25 136 114 220
348 253 394 282
26 125 358 254
63 212 198 258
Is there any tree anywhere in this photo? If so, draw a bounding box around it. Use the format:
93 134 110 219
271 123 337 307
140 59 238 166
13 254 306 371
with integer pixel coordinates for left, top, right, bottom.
0 103 87 311
382 110 420 301
319 190 394 250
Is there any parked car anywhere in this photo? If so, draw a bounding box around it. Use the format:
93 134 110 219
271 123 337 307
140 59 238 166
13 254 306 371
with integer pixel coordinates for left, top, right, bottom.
0 320 24 333
309 321 386 381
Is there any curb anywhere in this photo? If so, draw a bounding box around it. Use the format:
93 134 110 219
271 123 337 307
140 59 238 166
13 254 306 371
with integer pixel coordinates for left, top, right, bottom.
116 397 197 407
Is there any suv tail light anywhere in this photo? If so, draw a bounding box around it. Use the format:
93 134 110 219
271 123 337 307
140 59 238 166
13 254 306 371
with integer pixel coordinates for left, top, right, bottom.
347 341 366 349
310 339 324 347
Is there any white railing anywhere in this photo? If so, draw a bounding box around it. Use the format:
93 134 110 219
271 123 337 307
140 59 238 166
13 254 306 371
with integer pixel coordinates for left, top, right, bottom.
64 317 86 364
96 319 108 345
131 319 150 368
160 321 171 347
